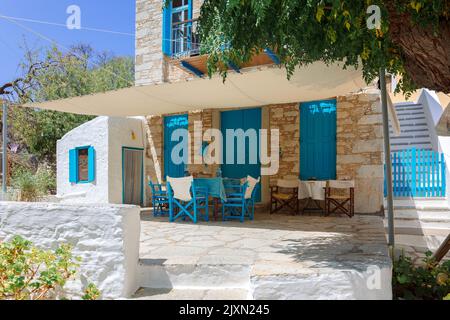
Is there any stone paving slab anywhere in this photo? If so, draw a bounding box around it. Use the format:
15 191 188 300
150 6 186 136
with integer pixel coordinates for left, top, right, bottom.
140 213 391 275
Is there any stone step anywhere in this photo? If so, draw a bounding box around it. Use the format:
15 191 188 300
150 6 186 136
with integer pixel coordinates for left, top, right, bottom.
383 219 450 236
395 110 425 116
394 104 423 111
384 209 450 222
390 142 433 149
137 259 251 290
397 116 427 122
385 198 449 210
390 134 430 141
132 287 250 300
393 234 447 252
390 128 429 134
395 122 428 128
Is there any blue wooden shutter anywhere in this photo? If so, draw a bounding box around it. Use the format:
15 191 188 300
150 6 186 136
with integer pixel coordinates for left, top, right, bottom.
300 100 337 180
164 114 188 178
220 108 262 202
88 146 95 182
162 1 172 56
69 149 77 183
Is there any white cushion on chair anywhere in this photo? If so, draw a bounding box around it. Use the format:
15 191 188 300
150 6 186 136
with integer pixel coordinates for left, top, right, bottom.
329 180 355 189
244 175 260 199
167 176 193 201
277 179 298 189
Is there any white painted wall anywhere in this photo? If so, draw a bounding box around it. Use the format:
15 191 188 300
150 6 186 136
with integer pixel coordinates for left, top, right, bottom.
417 89 450 201
108 117 147 205
438 136 450 201
412 89 450 201
57 117 109 203
0 202 140 299
418 89 444 151
57 116 147 205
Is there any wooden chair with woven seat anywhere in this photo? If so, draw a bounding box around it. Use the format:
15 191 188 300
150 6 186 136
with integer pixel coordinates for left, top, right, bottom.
324 180 355 217
270 179 299 215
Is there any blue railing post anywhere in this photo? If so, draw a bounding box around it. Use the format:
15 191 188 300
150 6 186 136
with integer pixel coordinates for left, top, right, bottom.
441 153 446 197
411 148 416 197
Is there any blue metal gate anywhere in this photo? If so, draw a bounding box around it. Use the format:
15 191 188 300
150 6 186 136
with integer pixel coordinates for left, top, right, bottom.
385 148 446 197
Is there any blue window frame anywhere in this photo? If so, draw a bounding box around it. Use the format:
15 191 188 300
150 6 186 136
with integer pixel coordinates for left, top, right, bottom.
69 146 95 184
162 0 193 56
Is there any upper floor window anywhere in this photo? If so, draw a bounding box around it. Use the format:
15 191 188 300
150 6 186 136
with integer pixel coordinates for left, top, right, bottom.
163 0 198 57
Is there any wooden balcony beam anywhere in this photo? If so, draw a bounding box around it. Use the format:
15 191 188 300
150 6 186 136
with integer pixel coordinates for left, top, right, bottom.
180 60 204 78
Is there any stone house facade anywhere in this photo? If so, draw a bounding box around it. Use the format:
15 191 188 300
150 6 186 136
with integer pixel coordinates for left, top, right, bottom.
136 0 384 213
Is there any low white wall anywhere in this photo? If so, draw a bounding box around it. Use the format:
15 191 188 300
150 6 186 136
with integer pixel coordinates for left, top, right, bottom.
416 90 450 201
251 266 392 300
0 202 141 299
438 135 450 201
418 89 444 152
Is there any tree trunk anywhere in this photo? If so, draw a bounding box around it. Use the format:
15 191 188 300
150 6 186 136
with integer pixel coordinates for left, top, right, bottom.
386 5 450 93
433 233 450 263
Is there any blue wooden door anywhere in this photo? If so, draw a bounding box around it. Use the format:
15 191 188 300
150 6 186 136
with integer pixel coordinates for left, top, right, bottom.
164 114 188 178
221 108 261 201
300 99 337 180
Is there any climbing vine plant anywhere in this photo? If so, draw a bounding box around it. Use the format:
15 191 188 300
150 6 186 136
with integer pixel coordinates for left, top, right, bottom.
198 0 450 95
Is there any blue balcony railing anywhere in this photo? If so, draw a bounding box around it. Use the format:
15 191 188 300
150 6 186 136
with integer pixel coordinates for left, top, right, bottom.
171 18 200 58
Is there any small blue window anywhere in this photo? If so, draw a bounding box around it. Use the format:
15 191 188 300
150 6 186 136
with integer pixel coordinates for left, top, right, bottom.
69 146 95 183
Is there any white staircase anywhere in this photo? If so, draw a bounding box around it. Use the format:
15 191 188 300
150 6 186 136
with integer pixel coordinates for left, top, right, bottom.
384 199 450 262
389 103 433 152
385 94 450 261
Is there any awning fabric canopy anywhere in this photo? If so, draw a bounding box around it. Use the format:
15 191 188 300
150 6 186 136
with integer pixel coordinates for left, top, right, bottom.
24 62 368 116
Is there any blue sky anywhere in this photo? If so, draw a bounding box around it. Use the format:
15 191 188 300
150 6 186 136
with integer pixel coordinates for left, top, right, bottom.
0 0 135 86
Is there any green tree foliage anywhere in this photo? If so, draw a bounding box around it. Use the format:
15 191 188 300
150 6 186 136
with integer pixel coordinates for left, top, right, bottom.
198 0 450 94
12 44 134 164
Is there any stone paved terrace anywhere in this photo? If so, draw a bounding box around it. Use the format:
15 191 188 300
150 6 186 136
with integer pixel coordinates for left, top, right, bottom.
135 212 392 300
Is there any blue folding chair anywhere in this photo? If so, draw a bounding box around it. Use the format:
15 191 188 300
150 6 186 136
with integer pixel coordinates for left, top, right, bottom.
167 179 209 223
246 183 259 220
221 180 250 223
149 181 169 216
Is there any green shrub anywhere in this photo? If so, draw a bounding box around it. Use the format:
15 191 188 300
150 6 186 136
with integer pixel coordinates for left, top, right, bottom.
82 283 101 300
11 166 56 201
35 166 56 195
393 251 450 300
0 235 100 300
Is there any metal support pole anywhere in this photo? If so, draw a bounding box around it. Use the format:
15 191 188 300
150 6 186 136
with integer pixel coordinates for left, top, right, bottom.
380 68 395 248
2 100 7 197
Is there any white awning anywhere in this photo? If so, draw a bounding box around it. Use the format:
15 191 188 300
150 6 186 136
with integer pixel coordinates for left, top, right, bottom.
24 62 368 116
